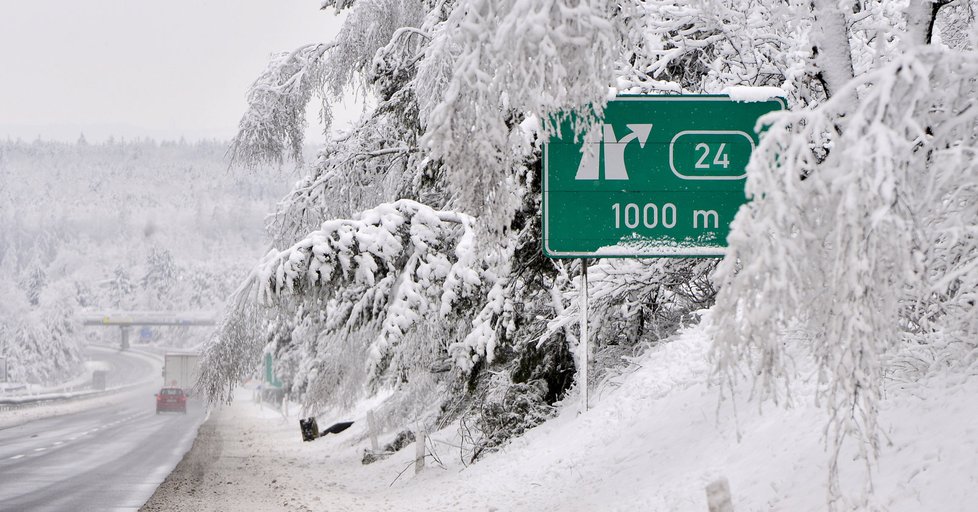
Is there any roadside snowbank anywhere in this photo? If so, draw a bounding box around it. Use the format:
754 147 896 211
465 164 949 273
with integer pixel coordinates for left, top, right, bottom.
144 323 978 511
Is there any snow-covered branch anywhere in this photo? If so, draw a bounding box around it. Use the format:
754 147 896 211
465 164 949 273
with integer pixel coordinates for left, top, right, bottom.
229 43 335 167
202 199 491 404
420 0 616 223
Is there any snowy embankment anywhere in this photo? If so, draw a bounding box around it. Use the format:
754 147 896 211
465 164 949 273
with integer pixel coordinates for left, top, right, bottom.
145 322 977 511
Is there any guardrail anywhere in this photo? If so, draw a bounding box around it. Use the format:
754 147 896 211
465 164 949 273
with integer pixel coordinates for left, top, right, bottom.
0 382 146 413
0 346 164 414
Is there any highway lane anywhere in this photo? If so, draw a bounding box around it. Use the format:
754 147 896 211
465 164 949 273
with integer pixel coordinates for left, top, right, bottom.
0 348 207 511
79 344 163 391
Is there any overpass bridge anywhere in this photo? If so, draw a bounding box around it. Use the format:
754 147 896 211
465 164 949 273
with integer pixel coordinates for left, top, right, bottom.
78 311 218 349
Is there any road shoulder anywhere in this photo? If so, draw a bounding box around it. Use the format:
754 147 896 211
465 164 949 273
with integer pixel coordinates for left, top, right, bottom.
139 396 346 512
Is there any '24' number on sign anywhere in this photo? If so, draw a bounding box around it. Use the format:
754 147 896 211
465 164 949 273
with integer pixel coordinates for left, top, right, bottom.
694 143 729 169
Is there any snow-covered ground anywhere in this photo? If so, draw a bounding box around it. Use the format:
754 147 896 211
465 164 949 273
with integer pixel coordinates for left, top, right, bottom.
143 322 978 511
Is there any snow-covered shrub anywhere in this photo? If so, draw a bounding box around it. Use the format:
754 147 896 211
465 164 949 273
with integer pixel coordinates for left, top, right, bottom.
470 378 555 462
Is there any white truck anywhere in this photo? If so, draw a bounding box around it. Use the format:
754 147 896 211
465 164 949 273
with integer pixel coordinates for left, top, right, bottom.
162 353 201 394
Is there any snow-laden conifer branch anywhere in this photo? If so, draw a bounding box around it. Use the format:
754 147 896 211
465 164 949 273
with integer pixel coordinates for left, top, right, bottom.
230 0 427 169
371 26 432 82
264 108 428 248
449 238 516 372
201 199 490 404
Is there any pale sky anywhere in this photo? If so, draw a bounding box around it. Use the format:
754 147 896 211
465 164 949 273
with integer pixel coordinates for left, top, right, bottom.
0 0 353 143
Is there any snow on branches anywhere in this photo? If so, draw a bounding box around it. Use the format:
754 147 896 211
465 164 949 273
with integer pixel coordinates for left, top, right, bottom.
0 277 82 384
258 199 481 365
711 45 978 501
324 0 425 97
624 0 810 95
230 0 428 169
230 43 333 167
202 199 505 404
420 0 616 222
205 0 978 506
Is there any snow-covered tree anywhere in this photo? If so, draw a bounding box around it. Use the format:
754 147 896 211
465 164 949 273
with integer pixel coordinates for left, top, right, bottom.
105 266 135 309
21 262 46 306
0 269 83 384
141 245 178 309
208 0 718 438
709 2 977 506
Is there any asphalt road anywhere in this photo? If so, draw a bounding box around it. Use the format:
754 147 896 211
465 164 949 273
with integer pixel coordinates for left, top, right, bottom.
0 348 207 511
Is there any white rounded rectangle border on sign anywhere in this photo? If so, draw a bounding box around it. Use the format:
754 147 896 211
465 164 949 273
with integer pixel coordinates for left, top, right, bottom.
669 130 755 180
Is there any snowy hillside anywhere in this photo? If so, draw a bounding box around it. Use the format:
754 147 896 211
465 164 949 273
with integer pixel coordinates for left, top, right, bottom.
190 1 978 509
148 319 978 511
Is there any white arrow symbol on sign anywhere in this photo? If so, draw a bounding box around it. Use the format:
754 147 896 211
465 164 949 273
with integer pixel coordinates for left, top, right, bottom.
574 123 653 181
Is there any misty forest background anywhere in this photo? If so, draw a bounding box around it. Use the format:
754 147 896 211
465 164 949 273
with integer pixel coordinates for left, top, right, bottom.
0 138 290 382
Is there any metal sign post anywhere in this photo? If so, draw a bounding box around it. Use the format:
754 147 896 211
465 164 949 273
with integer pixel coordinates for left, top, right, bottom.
579 259 589 412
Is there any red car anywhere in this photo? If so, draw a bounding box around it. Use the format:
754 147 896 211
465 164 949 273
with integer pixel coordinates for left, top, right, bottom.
155 387 187 414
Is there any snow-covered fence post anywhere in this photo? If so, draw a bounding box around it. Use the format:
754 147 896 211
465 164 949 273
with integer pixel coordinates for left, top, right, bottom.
367 410 379 451
579 259 589 413
414 429 426 474
706 478 734 512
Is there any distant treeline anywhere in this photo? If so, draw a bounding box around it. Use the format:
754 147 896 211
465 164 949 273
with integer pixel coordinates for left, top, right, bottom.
0 137 293 383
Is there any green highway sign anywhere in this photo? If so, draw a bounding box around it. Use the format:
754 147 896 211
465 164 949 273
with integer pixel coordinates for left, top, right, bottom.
543 95 785 258
264 353 282 388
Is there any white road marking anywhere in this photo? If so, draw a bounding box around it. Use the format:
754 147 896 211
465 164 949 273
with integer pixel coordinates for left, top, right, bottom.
10 454 24 460
33 447 46 452
53 441 64 446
